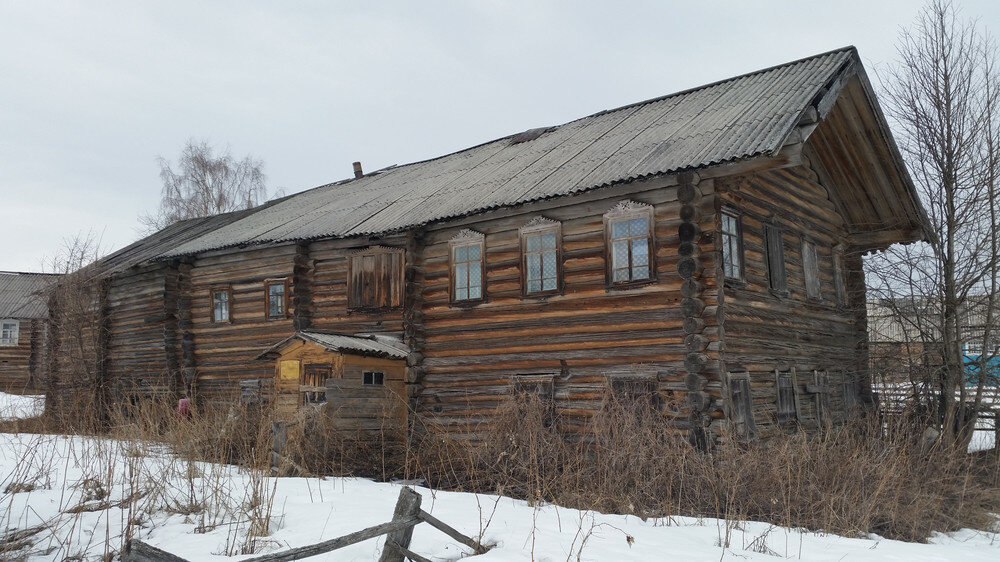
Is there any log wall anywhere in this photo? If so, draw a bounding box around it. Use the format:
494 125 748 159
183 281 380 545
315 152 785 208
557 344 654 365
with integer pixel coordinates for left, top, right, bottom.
0 318 43 392
716 166 867 439
411 175 720 439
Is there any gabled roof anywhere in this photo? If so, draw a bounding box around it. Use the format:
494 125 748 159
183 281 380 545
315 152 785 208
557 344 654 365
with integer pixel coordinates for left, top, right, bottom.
0 272 59 319
257 331 409 360
162 47 872 258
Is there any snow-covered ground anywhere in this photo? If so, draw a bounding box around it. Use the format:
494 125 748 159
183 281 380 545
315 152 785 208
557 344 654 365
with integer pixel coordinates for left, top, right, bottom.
1 431 998 561
0 391 44 421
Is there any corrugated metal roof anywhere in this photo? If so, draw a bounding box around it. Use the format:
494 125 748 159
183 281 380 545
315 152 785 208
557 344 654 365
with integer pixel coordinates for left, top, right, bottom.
257 331 409 360
162 47 855 258
0 272 59 319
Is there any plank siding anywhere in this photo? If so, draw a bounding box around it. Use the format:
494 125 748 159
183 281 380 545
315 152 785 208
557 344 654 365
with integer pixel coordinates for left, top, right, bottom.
717 167 864 439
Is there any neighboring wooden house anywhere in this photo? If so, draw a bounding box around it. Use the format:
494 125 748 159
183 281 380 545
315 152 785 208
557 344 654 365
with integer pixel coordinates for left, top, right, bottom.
48 47 929 444
0 271 58 392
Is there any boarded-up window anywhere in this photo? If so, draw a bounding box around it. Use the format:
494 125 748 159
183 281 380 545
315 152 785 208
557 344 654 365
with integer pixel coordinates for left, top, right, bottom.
729 373 757 440
608 376 660 412
842 373 857 413
720 210 743 280
763 223 787 292
449 230 485 303
520 218 561 295
604 201 655 285
303 363 331 403
512 375 556 425
211 287 231 323
776 370 798 424
813 370 831 427
348 247 404 310
265 279 288 319
802 240 820 299
833 246 847 306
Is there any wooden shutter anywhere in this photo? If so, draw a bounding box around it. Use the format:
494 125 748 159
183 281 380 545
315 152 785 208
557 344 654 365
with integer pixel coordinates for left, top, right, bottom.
349 248 404 309
763 223 786 292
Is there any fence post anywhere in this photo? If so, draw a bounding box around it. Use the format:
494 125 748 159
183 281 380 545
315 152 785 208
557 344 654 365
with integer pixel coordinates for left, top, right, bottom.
377 487 422 562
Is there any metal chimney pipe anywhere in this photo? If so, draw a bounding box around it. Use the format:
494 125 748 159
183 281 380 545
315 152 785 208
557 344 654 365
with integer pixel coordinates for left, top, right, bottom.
352 161 363 178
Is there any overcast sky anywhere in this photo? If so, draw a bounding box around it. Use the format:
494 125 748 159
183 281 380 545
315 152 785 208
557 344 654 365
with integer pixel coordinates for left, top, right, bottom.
2 1 999 272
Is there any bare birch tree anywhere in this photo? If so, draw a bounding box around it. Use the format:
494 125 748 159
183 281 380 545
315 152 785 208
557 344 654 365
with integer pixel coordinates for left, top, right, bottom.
869 0 1000 446
140 140 273 231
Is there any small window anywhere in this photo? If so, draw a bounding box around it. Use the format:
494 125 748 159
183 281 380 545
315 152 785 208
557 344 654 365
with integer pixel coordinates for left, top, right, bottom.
363 371 385 386
450 230 485 303
607 376 660 413
348 247 404 309
303 363 331 403
729 373 757 440
604 201 654 285
265 279 288 319
763 222 787 293
802 240 820 299
520 218 561 295
776 370 798 425
833 245 847 306
720 210 744 281
211 288 231 323
0 319 19 346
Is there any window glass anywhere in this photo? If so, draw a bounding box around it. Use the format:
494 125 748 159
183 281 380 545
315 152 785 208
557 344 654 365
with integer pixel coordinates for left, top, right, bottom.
212 290 229 322
267 281 285 318
720 211 743 280
0 320 18 345
363 371 385 385
523 228 559 294
452 241 483 301
609 214 651 284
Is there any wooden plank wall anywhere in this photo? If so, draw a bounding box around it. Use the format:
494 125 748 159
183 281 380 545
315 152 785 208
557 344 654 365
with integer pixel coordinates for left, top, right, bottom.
717 167 865 439
411 176 719 439
188 245 298 402
0 318 42 392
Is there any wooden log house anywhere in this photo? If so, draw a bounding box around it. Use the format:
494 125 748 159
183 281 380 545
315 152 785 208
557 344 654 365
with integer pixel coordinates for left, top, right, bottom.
0 272 58 392
46 47 929 444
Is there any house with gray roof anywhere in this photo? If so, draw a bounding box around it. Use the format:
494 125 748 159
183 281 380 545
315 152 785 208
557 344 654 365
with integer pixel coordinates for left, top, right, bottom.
0 271 59 391
48 47 929 444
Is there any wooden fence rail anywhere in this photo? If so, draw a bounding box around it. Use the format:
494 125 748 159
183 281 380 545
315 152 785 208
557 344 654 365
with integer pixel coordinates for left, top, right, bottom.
124 487 488 562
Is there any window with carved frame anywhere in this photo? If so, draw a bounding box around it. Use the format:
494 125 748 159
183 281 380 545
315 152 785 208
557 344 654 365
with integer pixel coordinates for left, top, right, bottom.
520 217 561 296
449 230 485 303
604 201 655 286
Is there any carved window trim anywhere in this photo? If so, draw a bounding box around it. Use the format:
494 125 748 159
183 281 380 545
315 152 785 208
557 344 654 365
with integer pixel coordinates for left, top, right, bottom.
728 371 757 441
449 229 486 305
347 246 405 311
519 216 562 297
264 278 290 320
210 286 232 324
603 200 656 288
720 208 744 283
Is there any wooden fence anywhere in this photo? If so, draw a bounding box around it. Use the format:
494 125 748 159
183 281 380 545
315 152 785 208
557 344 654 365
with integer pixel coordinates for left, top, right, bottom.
124 486 488 562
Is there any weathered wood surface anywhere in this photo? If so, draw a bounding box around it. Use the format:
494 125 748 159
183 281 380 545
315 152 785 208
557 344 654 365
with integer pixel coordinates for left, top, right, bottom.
0 318 43 391
717 164 869 440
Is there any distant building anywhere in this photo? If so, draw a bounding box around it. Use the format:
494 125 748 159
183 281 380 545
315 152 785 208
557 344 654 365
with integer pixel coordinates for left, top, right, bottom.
0 272 59 392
